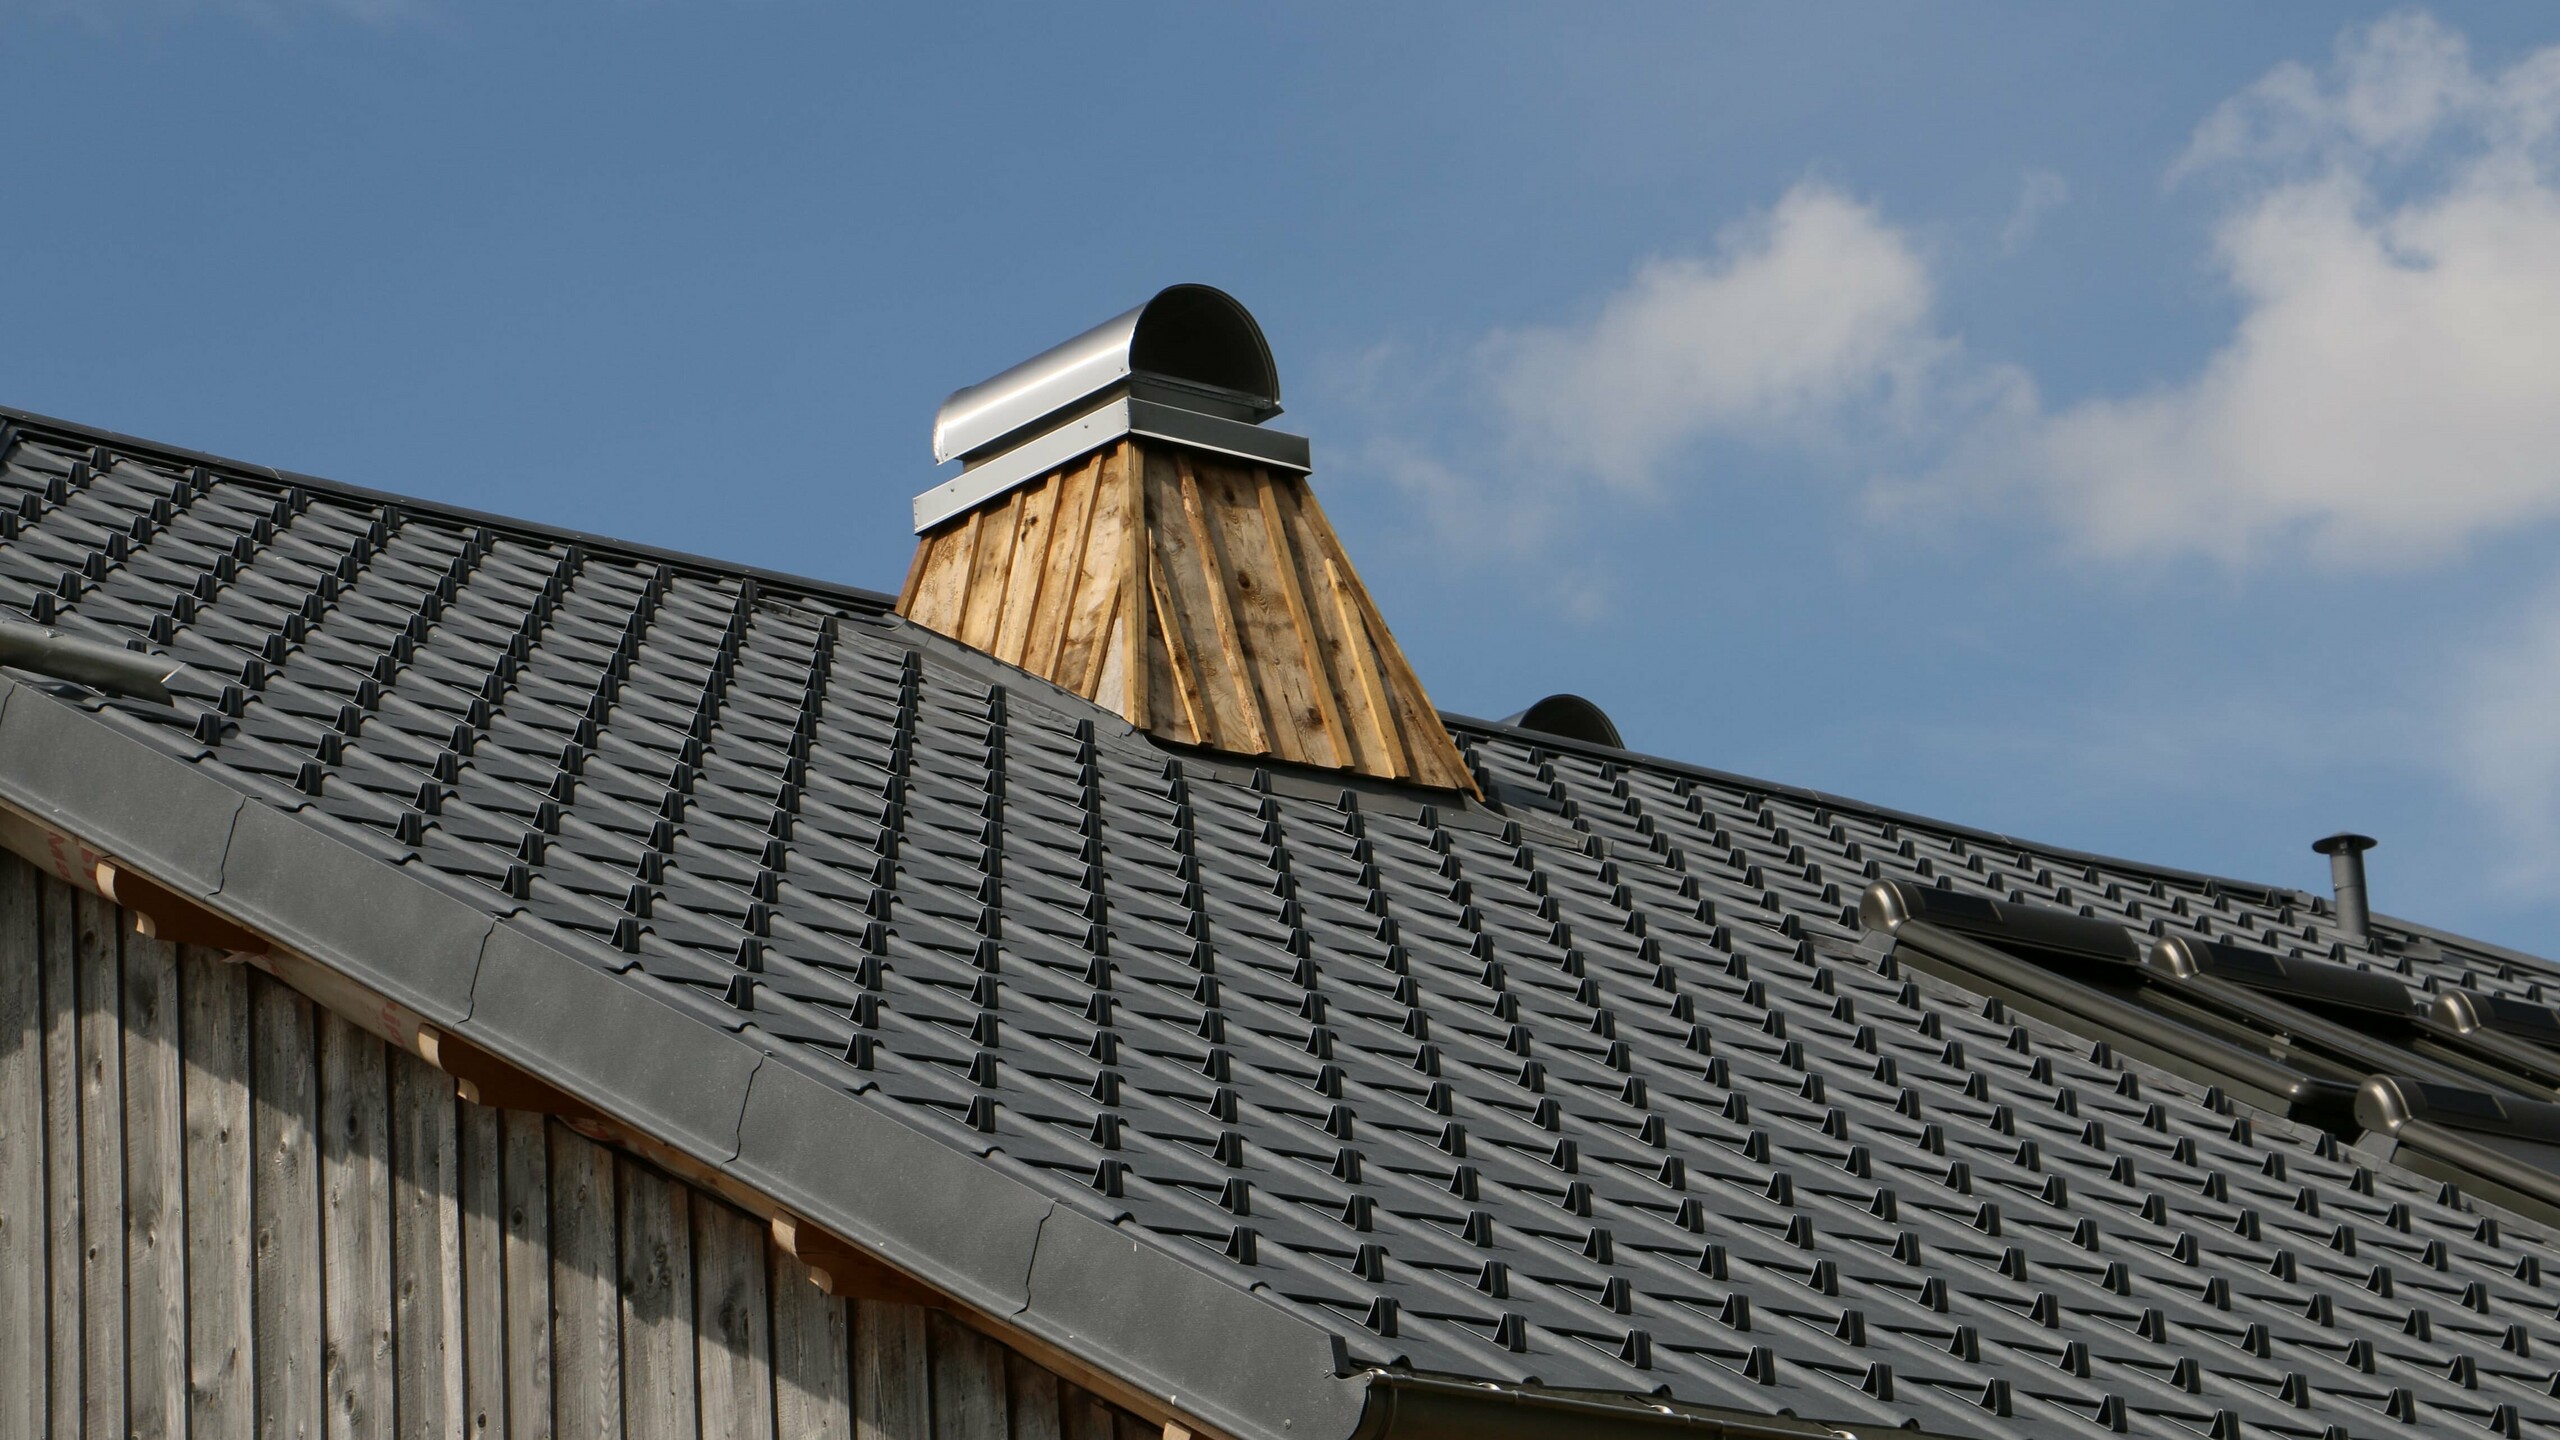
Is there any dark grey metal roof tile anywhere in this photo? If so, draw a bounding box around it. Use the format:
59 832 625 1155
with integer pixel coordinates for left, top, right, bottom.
21 406 2560 1440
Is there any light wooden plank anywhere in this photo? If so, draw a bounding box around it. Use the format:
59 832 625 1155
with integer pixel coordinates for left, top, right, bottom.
1147 563 1211 746
957 486 1023 653
1113 439 1154 730
617 1160 696 1440
437 1097 467 1440
1164 452 1267 754
1319 554 1408 781
455 1102 505 1440
75 888 127 1440
895 528 934 615
1004 1351 1062 1440
1057 1384 1115 1440
184 948 255 1440
990 471 1060 667
1275 484 1394 774
1198 459 1324 767
500 1111 554 1440
1061 444 1135 699
389 1047 461 1440
251 971 325 1440
1024 454 1101 681
907 518 978 638
1298 486 1475 793
1253 468 1351 769
123 926 189 1440
851 1300 928 1440
40 877 82 1440
320 1008 394 1440
0 854 46 1440
1091 611 1130 717
547 1125 617 1440
929 1311 1009 1440
691 1198 774 1440
770 1247 851 1440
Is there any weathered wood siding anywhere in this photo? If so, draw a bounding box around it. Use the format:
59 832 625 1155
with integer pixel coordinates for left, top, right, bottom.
0 851 1154 1440
898 440 1476 794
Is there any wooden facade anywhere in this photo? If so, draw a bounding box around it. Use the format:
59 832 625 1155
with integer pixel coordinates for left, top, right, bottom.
898 441 1475 794
0 851 1155 1440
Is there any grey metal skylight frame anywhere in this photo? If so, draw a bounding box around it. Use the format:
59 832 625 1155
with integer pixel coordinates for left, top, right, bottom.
1861 880 2560 1225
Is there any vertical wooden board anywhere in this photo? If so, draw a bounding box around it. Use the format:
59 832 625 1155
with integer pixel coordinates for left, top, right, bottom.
547 1124 617 1440
905 520 977 637
616 1160 695 1440
895 529 934 615
851 1300 927 1440
1146 564 1208 746
770 1248 851 1440
1112 1413 1158 1440
319 1009 394 1440
251 971 325 1440
1285 474 1407 776
1022 455 1100 682
1252 470 1352 770
690 1198 773 1440
0 854 45 1440
1148 450 1258 751
39 877 82 1440
123 927 189 1440
1058 443 1135 699
1055 1385 1115 1440
184 948 255 1440
456 1103 506 1440
500 1112 555 1440
1116 442 1153 730
1299 489 1475 793
389 1048 461 1440
927 1312 1008 1440
957 487 1023 653
1197 459 1325 766
74 888 127 1440
990 471 1060 666
1090 611 1130 717
1003 1352 1062 1440
1316 553 1407 781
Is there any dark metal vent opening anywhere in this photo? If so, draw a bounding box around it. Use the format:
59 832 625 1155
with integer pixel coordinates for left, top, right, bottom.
1502 694 1623 750
1128 284 1278 405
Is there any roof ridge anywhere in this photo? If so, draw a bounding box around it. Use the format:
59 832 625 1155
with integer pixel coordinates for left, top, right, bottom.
0 402 901 619
1442 709 2310 908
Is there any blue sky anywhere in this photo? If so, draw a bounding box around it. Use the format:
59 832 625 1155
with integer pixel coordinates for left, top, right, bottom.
10 4 2560 954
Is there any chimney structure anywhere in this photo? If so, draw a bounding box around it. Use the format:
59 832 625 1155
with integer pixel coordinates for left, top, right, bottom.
899 286 1475 793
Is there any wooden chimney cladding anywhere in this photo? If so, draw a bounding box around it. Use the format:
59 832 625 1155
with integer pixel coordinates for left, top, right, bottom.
898 439 1475 793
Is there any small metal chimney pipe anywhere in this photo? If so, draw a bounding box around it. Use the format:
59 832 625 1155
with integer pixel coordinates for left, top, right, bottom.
2312 832 2377 943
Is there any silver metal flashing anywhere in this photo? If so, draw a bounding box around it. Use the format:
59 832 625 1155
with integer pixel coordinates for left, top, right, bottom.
913 394 1309 532
0 620 180 703
917 284 1301 533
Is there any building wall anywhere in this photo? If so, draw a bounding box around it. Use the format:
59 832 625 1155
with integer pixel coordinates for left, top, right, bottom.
0 852 1152 1440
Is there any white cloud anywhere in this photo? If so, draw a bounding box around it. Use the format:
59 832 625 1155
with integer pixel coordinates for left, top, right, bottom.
1482 182 1945 495
2027 13 2560 567
1386 14 2560 574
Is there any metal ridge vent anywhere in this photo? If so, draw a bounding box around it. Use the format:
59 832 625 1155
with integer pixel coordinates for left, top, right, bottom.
916 284 1308 533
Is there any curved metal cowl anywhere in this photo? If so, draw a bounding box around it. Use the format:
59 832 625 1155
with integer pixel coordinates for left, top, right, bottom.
1498 693 1624 750
931 284 1281 465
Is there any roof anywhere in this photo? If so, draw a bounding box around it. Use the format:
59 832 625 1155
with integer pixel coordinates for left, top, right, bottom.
3 401 2559 1440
